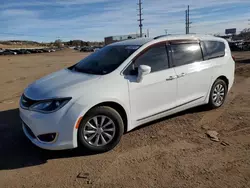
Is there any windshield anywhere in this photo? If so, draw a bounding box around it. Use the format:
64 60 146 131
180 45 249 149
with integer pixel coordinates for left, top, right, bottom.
74 45 140 75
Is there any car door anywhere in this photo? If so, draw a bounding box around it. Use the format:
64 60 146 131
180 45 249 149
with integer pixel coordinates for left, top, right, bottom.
123 43 177 123
170 41 213 106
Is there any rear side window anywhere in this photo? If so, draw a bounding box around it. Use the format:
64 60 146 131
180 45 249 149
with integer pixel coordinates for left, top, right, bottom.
171 43 203 67
201 41 225 60
124 43 169 74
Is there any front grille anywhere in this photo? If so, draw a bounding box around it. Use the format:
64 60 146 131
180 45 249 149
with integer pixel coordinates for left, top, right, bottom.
23 122 36 139
21 94 37 108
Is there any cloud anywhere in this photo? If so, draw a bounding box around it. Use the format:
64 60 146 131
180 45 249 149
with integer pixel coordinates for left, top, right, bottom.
0 0 250 41
0 0 111 9
1 9 37 17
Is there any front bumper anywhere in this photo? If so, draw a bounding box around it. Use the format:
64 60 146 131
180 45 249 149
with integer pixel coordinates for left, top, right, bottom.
22 122 65 150
19 102 83 150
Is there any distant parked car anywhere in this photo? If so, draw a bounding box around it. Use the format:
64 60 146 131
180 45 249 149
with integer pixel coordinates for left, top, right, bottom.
29 49 36 54
3 50 17 55
36 49 43 53
242 42 250 51
23 50 31 54
42 49 51 53
0 50 4 55
93 48 101 52
229 42 242 51
14 49 31 54
80 46 94 52
74 47 81 51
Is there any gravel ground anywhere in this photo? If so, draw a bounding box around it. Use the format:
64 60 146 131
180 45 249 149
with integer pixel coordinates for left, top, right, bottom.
0 50 250 188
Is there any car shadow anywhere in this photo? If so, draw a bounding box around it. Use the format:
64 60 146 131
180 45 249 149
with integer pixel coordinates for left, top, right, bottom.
0 108 97 170
1 105 210 170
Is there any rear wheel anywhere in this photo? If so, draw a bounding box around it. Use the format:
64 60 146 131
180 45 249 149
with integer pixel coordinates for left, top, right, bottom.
208 79 228 109
78 106 124 152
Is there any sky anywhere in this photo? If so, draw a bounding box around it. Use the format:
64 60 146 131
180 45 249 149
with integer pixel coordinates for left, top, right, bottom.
0 0 250 42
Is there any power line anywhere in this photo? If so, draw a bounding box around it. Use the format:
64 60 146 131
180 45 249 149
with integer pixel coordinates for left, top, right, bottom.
137 0 144 37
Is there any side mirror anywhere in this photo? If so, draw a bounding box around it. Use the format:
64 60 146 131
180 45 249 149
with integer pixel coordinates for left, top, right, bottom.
137 65 151 83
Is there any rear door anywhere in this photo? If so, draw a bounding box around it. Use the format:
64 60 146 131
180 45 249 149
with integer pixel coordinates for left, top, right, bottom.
170 41 213 106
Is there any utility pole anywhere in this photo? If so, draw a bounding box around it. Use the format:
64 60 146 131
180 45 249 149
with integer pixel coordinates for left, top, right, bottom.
137 0 144 37
185 10 188 34
185 5 192 34
187 5 190 34
147 29 149 37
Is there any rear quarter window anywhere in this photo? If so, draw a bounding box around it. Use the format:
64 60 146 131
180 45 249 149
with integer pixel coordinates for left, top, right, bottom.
201 41 225 60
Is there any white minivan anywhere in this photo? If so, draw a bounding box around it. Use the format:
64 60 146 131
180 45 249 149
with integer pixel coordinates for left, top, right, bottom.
20 35 235 152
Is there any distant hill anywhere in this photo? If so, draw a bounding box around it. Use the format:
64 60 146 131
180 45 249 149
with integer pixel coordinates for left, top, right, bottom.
0 40 51 49
0 40 104 49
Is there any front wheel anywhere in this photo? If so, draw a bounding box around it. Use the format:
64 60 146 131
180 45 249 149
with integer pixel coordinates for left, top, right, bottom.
208 79 228 109
78 106 124 152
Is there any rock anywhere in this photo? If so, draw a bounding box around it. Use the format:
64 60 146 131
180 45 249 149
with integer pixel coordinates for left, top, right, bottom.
201 124 209 130
87 180 92 184
150 136 157 139
206 130 220 142
221 141 229 146
3 100 14 104
77 172 89 179
198 134 205 139
239 117 243 120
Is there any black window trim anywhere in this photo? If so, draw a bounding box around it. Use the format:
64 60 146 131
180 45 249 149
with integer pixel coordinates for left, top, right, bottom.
169 42 204 68
121 41 172 76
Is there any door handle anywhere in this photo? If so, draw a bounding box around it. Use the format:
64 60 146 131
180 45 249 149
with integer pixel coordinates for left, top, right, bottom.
166 76 177 81
177 73 186 78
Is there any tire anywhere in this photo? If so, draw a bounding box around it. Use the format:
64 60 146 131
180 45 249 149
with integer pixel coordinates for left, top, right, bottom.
78 106 124 153
208 79 228 109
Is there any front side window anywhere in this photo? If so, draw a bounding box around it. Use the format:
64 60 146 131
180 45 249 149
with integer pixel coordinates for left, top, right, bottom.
74 45 140 75
125 43 169 75
201 41 225 60
171 43 203 67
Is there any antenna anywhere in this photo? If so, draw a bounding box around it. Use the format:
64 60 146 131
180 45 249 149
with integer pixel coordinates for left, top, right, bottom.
137 0 144 37
164 29 168 35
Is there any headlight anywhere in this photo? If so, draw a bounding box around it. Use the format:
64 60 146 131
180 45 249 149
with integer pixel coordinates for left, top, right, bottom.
30 98 71 113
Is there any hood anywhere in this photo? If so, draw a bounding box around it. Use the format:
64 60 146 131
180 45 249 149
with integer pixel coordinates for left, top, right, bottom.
24 68 101 100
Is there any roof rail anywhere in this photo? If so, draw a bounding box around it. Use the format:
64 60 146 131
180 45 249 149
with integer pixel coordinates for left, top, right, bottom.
153 35 168 40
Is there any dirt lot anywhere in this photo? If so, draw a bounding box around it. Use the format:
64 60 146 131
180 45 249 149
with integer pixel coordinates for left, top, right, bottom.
0 49 250 188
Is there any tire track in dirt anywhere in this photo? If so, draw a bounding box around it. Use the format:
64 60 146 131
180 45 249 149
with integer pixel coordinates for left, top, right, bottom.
94 140 200 187
93 73 250 187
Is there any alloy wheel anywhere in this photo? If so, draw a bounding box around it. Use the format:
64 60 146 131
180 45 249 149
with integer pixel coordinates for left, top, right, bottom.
212 83 225 106
83 115 116 147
